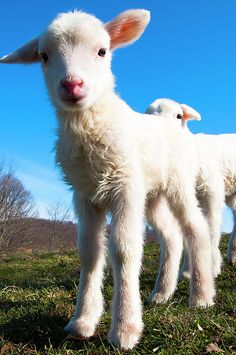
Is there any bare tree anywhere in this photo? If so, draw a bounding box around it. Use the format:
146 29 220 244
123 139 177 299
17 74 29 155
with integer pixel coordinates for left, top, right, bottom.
0 162 36 252
46 201 74 250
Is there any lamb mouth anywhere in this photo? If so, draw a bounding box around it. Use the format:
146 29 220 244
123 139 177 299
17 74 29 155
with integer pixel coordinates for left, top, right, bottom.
60 95 86 104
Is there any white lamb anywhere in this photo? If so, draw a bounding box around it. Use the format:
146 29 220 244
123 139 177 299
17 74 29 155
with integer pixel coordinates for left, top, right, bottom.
0 10 215 350
145 98 236 304
147 98 236 265
146 97 201 128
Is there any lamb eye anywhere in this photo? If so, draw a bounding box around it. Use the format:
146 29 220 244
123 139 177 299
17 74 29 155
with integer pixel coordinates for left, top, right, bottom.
98 48 106 57
177 114 182 119
40 52 49 63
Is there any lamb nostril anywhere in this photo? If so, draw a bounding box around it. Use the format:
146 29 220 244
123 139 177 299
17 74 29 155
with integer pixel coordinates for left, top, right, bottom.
60 79 84 93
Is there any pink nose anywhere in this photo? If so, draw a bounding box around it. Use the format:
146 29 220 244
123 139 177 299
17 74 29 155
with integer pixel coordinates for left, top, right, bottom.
60 79 84 95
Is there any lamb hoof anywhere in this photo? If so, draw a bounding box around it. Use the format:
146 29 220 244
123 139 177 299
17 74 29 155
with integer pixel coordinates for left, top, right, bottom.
189 298 215 308
212 252 222 278
64 318 95 339
228 254 236 265
212 262 222 278
146 292 169 304
212 268 221 278
109 323 142 350
179 270 191 280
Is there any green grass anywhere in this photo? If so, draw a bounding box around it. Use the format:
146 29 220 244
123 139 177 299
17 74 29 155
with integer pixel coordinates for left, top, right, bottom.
0 236 235 354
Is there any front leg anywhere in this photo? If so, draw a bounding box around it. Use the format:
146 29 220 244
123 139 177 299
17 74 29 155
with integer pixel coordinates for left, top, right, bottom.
108 183 145 350
65 193 106 338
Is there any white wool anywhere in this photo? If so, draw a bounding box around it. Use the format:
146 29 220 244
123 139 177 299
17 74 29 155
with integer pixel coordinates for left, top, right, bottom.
0 10 215 350
146 98 236 199
146 98 183 118
145 98 236 302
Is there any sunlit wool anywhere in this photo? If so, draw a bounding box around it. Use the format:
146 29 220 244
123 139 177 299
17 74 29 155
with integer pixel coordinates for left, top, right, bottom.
0 10 216 350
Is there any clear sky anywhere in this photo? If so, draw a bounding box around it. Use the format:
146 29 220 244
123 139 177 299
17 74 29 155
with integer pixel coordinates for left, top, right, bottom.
0 1 235 230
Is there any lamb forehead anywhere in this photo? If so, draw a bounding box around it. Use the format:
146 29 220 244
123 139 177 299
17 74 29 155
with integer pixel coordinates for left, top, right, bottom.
152 98 181 115
42 11 110 48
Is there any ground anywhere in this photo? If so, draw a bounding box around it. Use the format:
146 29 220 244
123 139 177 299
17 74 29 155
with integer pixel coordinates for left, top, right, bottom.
0 236 235 354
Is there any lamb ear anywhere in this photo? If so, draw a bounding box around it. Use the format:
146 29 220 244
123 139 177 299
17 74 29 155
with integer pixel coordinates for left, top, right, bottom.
0 38 40 64
105 9 150 50
180 104 201 121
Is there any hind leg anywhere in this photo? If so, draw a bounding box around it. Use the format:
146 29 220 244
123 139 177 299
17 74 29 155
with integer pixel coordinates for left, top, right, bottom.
226 194 236 264
179 247 191 279
180 182 224 279
167 183 215 307
146 195 183 303
202 187 225 277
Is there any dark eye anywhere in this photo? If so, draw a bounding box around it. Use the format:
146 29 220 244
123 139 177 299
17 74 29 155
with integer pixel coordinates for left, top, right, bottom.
40 52 49 63
177 114 182 119
98 48 106 57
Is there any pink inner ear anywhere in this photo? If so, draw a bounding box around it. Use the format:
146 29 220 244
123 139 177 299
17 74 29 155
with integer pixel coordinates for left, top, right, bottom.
107 19 143 49
182 111 192 121
105 10 150 50
180 104 201 121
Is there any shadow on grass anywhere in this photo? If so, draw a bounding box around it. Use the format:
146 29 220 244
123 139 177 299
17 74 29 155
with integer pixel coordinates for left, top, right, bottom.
1 313 66 349
1 311 115 353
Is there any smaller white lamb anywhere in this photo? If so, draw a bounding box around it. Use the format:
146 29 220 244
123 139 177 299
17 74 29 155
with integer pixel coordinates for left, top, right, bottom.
145 98 236 303
147 98 236 265
146 97 201 128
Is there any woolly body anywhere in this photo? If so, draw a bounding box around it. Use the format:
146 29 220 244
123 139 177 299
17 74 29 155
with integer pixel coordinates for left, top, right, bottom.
0 10 216 350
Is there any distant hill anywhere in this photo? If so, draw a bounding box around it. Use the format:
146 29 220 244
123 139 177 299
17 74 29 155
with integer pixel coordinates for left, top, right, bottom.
5 218 77 253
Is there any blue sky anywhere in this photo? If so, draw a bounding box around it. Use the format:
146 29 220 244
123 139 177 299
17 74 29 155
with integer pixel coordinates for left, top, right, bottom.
0 1 235 230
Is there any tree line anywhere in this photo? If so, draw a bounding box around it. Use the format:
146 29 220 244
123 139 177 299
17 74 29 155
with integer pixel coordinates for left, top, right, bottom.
0 160 76 254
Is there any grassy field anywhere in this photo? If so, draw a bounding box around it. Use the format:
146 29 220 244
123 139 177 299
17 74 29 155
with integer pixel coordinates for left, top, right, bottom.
0 236 235 354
